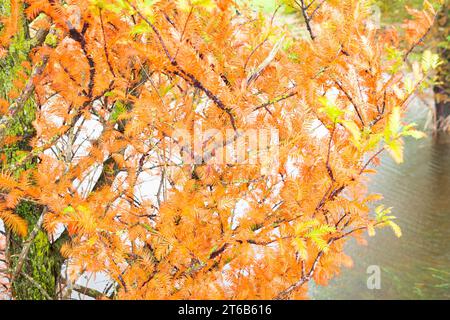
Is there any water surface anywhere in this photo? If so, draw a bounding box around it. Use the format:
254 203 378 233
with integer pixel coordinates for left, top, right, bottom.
312 104 450 300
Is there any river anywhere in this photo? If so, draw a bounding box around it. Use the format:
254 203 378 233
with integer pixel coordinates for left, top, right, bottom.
311 101 450 299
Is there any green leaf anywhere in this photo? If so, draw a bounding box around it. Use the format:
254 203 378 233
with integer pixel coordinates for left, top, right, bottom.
91 0 129 13
294 219 320 235
110 101 127 122
63 206 76 214
130 21 152 36
179 0 216 12
375 205 393 221
14 150 28 163
374 205 401 237
139 223 158 234
44 33 58 47
385 46 403 74
319 97 344 123
384 107 405 163
140 0 159 18
304 224 335 252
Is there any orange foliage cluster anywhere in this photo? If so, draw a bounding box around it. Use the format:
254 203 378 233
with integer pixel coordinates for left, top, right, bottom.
0 0 21 58
0 0 436 299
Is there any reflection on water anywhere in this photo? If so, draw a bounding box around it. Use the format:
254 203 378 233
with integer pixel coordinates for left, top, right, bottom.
311 105 450 299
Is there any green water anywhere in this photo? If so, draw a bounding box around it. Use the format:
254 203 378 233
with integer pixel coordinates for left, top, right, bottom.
311 106 450 300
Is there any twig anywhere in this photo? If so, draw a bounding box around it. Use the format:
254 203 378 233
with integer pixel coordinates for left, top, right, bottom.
326 124 336 181
60 277 107 299
21 272 53 300
99 8 116 77
295 0 316 40
11 207 47 282
253 91 297 113
0 55 49 145
274 238 333 299
403 25 433 62
359 148 385 175
127 1 238 131
334 80 365 126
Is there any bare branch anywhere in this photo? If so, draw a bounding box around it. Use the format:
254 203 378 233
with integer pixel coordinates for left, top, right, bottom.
253 91 297 114
295 0 316 40
11 207 47 283
60 277 107 299
21 272 53 300
334 80 365 126
0 55 49 145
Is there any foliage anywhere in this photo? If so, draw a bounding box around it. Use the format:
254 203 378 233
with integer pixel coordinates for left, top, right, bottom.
0 0 440 300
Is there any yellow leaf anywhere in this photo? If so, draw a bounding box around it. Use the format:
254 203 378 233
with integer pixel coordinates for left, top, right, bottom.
342 120 361 148
367 224 376 237
388 107 401 138
403 129 426 139
422 50 440 72
319 97 343 123
291 237 308 260
387 221 402 238
387 139 404 164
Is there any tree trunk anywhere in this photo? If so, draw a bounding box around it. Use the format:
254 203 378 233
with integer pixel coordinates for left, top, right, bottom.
434 2 450 131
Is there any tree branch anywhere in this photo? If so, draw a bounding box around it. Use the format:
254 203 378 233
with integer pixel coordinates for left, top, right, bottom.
11 207 47 283
0 28 49 146
296 0 316 40
0 56 49 145
60 277 107 299
253 91 298 113
334 80 365 126
127 1 238 132
404 25 433 62
274 238 334 299
21 272 53 300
